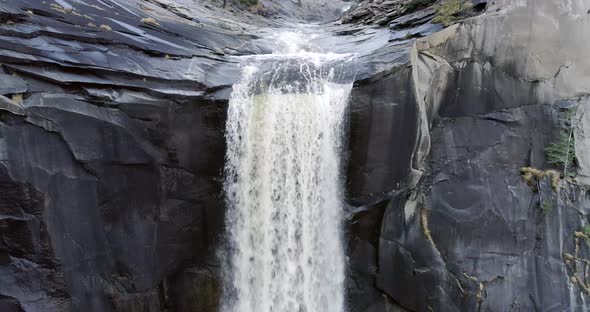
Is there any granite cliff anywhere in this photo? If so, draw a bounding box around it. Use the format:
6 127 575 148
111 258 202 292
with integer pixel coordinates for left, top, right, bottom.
0 0 589 311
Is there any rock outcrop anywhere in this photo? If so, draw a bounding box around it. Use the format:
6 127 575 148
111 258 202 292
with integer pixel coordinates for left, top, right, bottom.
1 0 590 311
0 0 410 311
362 0 590 311
0 1 243 311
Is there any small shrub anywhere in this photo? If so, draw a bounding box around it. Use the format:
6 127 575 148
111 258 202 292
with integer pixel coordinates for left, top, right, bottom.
540 201 554 216
404 0 436 12
546 107 578 178
583 226 590 237
432 0 472 26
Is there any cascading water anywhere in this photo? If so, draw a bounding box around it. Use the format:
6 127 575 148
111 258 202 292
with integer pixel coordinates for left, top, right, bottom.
222 31 355 312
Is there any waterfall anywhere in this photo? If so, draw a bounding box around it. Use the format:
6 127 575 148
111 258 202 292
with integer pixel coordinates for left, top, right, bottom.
222 32 355 312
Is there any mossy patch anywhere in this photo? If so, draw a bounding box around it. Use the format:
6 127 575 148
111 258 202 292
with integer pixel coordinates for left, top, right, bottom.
540 200 554 216
432 0 472 26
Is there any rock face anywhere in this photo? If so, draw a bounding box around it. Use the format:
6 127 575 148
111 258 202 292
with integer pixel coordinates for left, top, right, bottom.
0 0 404 311
341 0 413 26
1 0 590 311
0 1 238 311
367 1 590 311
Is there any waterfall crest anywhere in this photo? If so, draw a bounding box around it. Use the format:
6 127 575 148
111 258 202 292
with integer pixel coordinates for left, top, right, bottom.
222 32 355 312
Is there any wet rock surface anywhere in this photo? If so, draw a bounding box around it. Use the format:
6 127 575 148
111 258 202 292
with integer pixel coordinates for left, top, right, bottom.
1 0 589 311
0 0 414 311
369 1 590 311
0 1 236 310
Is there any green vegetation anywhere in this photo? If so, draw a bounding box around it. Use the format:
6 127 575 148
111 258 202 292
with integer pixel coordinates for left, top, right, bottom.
239 0 258 6
540 200 554 216
546 107 578 178
583 226 590 237
520 108 581 219
404 0 436 12
432 0 472 26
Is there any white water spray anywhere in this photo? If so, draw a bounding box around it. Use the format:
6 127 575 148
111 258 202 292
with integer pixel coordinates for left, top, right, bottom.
222 32 355 312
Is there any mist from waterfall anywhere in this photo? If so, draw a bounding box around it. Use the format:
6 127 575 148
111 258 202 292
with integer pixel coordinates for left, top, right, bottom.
221 31 355 312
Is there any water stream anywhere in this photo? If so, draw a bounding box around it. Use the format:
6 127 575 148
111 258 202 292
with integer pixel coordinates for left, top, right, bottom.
222 31 355 312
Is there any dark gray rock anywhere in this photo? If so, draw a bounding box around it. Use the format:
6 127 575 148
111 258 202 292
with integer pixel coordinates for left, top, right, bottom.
2 0 589 312
389 7 435 29
347 66 418 203
2 0 422 310
370 1 590 310
0 74 27 95
388 22 442 41
0 95 24 116
166 268 221 312
0 294 25 312
0 92 227 311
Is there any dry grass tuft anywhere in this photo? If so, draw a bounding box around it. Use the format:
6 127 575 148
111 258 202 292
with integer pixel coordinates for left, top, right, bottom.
545 170 561 189
520 167 545 191
420 208 433 243
520 167 561 191
11 94 23 105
